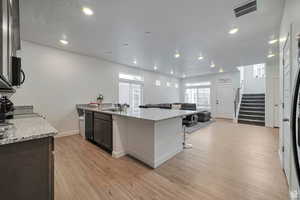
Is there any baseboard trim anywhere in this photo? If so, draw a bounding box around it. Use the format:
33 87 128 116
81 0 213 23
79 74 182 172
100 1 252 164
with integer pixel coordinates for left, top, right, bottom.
112 151 126 158
55 130 79 138
290 190 298 200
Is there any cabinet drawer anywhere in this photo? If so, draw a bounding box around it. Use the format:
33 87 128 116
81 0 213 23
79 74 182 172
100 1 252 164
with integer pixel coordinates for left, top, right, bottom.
94 112 112 121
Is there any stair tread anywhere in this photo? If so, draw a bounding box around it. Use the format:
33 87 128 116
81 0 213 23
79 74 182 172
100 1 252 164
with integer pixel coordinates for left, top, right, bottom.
243 93 265 95
242 100 265 102
238 118 265 123
241 102 265 104
239 114 265 118
241 104 265 106
240 107 265 110
239 111 265 114
242 97 265 99
238 120 265 126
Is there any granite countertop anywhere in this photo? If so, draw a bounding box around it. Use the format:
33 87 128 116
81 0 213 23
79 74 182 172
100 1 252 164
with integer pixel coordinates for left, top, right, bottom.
0 117 58 146
77 105 206 121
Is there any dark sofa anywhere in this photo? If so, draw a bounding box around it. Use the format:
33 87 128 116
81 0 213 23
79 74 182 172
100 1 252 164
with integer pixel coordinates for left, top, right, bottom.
139 103 211 127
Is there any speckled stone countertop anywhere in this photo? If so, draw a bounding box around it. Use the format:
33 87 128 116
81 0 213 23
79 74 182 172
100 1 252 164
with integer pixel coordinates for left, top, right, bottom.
0 117 58 146
78 105 206 121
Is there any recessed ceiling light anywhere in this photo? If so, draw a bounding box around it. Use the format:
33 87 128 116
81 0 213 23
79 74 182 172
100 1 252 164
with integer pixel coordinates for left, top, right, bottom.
174 51 180 58
198 55 204 60
133 60 137 64
59 39 69 45
210 61 215 68
279 37 287 43
154 65 158 70
268 53 275 58
82 7 94 16
229 28 239 34
170 70 174 75
219 68 224 73
269 39 278 44
182 74 186 78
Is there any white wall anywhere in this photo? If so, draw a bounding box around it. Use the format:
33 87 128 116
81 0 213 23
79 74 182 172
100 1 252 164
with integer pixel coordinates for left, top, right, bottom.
181 71 240 117
11 41 180 134
243 65 266 94
279 0 300 195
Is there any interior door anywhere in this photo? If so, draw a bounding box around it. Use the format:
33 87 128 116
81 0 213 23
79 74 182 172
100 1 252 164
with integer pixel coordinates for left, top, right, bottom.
282 32 291 183
216 84 234 119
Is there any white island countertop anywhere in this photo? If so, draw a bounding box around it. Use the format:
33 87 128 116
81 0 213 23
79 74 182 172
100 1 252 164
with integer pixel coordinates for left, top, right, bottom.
77 105 206 121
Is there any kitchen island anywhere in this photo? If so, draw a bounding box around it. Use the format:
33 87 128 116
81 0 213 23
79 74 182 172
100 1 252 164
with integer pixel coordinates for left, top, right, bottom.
78 105 204 168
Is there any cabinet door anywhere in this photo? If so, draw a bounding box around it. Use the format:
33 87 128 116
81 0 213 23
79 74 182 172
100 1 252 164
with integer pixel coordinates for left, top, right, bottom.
93 118 112 151
93 117 103 145
0 137 53 200
85 111 93 140
101 120 112 150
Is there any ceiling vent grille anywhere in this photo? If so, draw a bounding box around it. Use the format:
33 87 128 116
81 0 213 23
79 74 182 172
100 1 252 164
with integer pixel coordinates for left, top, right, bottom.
234 0 257 18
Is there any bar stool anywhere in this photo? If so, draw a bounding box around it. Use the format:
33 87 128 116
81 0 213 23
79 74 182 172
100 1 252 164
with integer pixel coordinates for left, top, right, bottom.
182 121 192 149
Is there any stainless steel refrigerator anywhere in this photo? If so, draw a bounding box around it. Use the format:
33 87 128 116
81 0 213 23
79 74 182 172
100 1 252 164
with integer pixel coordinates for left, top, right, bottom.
0 0 21 91
291 28 300 199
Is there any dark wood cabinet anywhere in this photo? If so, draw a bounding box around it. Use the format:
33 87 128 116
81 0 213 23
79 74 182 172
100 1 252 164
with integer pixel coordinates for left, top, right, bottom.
0 137 54 200
93 113 112 152
85 111 94 141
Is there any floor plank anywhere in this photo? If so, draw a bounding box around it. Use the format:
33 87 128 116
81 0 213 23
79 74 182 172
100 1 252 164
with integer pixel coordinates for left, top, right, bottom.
54 119 289 200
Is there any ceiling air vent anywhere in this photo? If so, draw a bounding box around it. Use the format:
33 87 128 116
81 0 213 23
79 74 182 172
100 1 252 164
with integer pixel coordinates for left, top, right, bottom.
234 0 257 18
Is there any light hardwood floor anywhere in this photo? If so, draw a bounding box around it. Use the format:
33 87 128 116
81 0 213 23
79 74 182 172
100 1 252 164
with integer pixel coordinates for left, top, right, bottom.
54 119 289 200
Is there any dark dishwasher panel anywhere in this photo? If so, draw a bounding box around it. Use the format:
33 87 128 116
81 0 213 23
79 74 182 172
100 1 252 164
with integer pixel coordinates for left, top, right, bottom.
85 111 94 141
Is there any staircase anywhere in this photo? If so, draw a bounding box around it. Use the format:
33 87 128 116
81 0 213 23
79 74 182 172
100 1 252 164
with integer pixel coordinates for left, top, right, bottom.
238 93 265 126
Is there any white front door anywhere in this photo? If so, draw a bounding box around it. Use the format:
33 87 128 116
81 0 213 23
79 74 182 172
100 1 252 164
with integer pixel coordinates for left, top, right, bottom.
216 84 234 119
282 32 291 183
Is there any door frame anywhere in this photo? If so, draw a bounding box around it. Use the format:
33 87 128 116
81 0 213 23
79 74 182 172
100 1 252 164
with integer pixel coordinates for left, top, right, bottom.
281 30 292 185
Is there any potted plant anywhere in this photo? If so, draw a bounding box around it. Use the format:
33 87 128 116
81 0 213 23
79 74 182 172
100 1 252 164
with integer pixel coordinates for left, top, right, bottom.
97 94 104 104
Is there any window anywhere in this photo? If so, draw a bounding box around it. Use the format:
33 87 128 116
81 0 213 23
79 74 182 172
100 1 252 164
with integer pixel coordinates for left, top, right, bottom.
185 82 211 87
119 82 143 110
155 80 161 86
185 88 210 107
119 73 143 110
253 63 265 78
119 73 144 82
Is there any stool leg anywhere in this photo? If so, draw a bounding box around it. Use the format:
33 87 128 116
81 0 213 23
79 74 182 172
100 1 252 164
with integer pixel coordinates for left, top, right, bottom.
183 125 192 149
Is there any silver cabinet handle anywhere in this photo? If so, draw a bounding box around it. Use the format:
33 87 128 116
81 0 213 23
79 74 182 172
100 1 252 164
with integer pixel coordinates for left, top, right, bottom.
283 118 290 122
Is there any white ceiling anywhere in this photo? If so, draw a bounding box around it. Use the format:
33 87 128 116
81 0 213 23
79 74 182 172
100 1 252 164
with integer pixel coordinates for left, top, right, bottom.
20 0 284 78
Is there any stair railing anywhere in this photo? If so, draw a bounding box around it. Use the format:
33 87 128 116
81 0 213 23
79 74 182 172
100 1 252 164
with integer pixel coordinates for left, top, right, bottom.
234 80 244 122
234 88 240 118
